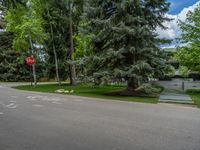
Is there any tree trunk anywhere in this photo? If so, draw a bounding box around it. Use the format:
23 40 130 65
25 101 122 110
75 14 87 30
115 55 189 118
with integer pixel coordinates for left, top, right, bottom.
127 78 139 92
69 2 76 86
53 42 61 86
29 36 37 87
50 22 61 86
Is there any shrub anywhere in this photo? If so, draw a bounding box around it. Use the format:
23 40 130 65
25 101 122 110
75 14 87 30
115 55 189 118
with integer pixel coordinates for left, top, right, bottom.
136 83 163 95
187 89 200 94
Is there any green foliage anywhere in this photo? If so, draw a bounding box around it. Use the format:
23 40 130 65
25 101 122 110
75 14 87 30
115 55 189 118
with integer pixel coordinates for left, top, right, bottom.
179 66 189 77
179 5 200 44
135 83 163 95
0 32 48 81
74 32 92 58
187 89 200 108
1 0 171 90
165 66 176 77
84 0 170 90
176 45 200 71
0 10 30 81
5 2 47 51
32 0 85 81
176 5 200 71
0 49 29 81
1 0 26 9
39 0 70 80
74 32 92 79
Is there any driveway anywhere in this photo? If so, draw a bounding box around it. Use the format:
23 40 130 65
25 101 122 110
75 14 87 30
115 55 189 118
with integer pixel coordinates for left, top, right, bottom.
0 83 200 150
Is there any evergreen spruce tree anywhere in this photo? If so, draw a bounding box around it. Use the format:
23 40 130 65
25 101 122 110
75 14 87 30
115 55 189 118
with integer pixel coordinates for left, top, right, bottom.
84 0 170 94
0 32 27 81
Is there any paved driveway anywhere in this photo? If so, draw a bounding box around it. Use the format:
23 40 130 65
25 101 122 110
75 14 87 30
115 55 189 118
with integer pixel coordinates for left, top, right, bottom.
0 83 200 150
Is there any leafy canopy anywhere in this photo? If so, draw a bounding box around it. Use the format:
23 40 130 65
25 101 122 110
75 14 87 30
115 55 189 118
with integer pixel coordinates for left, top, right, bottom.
5 1 47 51
176 5 200 71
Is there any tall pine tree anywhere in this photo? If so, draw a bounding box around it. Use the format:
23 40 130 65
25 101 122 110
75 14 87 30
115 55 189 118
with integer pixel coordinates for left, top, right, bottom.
84 0 170 94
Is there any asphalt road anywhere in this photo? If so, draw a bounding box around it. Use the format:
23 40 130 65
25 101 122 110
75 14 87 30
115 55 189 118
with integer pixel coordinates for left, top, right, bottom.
0 83 200 150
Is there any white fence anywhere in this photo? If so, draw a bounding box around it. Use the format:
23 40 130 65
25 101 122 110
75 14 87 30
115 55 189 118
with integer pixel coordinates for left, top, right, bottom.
157 78 200 91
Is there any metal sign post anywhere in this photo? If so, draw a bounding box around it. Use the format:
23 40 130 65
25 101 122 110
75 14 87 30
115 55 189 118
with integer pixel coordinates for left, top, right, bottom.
26 55 36 86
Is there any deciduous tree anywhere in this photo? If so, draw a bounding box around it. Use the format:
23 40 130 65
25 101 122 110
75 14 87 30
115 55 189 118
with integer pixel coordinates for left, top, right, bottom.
176 5 200 71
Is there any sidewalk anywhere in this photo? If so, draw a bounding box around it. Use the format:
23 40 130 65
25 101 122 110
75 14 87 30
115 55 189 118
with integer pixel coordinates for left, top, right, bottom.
159 89 194 104
156 79 194 104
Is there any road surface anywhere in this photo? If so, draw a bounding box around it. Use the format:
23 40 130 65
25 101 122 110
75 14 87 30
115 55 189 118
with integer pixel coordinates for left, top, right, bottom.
0 83 200 150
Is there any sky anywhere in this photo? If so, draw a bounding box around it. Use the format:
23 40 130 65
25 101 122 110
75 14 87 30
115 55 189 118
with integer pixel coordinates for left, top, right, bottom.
158 0 200 48
168 0 199 14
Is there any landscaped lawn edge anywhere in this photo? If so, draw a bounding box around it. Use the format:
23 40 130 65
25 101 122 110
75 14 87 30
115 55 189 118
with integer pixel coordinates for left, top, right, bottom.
187 89 200 108
14 84 159 104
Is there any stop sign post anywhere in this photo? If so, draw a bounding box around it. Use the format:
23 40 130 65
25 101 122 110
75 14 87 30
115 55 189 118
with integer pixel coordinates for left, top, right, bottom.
26 55 36 86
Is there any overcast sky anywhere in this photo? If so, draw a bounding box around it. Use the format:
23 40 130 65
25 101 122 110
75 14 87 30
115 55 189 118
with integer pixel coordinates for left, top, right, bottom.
157 0 200 48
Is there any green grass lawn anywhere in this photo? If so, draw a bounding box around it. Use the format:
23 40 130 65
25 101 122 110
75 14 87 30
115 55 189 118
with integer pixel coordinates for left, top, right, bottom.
15 83 159 103
187 89 200 108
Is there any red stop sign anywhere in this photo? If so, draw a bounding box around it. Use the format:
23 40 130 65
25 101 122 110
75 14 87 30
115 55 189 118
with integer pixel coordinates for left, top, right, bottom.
26 56 36 65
